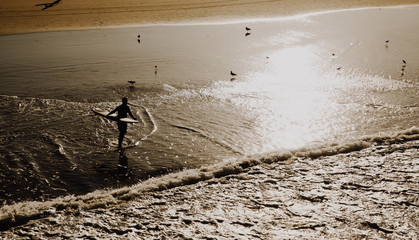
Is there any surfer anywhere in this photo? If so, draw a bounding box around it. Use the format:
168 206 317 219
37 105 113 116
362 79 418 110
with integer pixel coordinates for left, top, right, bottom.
107 97 137 149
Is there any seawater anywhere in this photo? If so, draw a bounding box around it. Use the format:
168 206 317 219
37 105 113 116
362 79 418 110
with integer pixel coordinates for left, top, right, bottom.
0 6 418 205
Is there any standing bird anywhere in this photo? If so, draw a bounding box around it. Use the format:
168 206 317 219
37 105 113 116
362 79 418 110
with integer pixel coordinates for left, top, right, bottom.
230 71 237 76
137 34 141 43
155 66 158 74
385 40 389 48
401 60 407 76
128 81 136 89
245 27 251 37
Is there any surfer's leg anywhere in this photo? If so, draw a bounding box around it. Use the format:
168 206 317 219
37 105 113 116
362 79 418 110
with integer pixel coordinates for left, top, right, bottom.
117 122 128 148
118 133 124 149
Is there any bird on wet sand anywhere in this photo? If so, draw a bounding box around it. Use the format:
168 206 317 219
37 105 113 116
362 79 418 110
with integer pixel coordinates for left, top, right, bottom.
128 81 136 85
245 27 252 37
401 60 407 76
230 71 237 76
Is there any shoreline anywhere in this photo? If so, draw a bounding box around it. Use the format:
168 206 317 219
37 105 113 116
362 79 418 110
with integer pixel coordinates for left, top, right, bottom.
1 128 418 232
1 0 419 35
2 138 418 238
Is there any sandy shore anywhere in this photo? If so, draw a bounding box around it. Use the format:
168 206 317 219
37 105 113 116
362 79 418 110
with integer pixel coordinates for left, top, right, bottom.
1 139 418 239
1 0 419 35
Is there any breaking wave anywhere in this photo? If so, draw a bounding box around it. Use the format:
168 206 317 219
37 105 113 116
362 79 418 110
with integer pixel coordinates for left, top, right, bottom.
1 127 417 231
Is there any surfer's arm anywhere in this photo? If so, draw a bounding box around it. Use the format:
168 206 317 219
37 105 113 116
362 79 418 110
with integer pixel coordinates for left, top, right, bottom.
107 108 118 116
128 108 136 120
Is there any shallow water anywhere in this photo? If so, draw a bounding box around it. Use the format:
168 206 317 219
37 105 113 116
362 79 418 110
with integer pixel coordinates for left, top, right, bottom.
0 6 418 204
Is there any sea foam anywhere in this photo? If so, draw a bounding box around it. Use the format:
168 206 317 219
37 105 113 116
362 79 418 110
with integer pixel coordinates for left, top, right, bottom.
0 127 417 231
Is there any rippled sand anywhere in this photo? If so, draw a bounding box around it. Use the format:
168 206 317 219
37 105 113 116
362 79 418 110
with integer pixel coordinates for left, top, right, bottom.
1 0 419 35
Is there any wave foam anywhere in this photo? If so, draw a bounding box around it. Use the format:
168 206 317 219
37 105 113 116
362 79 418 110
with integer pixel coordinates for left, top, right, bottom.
1 127 418 231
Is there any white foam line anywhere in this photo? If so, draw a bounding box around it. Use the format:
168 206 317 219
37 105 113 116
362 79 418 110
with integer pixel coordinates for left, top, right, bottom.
0 127 417 231
140 106 157 141
107 4 419 29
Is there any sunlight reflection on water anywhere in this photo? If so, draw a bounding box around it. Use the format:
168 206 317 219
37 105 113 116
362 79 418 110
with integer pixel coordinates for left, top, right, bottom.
0 6 418 204
204 46 342 151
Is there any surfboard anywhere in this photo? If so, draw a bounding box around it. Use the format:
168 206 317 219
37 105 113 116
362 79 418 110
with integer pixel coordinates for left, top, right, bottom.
92 108 139 123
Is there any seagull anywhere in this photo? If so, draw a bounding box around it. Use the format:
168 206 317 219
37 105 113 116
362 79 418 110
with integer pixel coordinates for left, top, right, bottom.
230 71 237 76
35 0 62 10
245 27 251 31
128 81 136 84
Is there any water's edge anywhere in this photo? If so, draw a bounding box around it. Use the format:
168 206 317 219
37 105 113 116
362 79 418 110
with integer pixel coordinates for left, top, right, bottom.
1 126 417 231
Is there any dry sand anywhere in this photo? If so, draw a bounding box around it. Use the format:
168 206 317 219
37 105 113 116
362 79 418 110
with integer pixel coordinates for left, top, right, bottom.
1 0 419 35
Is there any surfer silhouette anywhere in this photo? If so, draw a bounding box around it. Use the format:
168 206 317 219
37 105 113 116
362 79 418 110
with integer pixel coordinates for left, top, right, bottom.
107 97 136 149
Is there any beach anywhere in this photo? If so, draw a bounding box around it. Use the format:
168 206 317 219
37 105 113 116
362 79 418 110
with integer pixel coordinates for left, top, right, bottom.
1 0 419 35
1 136 418 239
1 0 419 239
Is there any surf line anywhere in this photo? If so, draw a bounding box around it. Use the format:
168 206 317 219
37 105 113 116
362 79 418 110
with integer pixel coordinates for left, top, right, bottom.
128 103 157 142
141 106 157 141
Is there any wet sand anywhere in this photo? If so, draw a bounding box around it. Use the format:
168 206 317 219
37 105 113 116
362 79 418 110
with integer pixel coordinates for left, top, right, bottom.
1 0 419 35
1 139 418 239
